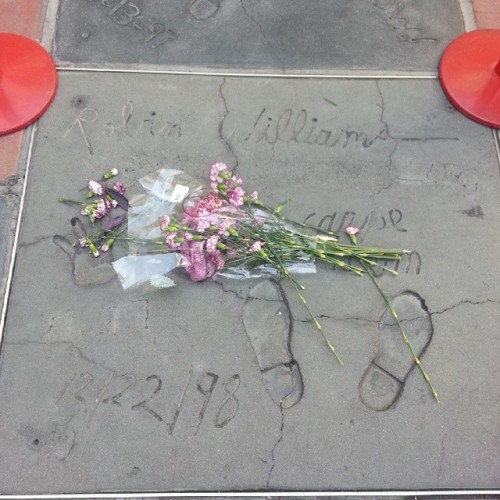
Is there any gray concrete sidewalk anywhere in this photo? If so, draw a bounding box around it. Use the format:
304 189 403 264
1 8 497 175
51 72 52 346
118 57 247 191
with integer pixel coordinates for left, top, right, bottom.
0 0 499 496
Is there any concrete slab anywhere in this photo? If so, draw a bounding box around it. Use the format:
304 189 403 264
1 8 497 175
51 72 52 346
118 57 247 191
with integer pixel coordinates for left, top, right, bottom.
54 0 464 72
0 193 16 302
0 72 499 494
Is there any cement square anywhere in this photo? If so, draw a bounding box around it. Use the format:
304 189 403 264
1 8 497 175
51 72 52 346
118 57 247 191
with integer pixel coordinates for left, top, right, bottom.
0 72 499 494
54 0 464 72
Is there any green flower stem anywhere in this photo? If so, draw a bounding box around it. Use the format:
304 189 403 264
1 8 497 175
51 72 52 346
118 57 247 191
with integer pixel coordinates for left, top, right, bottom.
257 224 344 366
58 198 86 206
250 200 338 237
286 269 344 366
353 247 439 402
364 264 439 402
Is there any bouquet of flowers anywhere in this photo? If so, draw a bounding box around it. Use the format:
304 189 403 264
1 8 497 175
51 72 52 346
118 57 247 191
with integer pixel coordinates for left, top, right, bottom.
60 163 438 402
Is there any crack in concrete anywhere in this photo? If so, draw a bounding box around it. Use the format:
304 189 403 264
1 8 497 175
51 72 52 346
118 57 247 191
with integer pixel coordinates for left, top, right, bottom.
375 81 458 142
212 279 249 300
132 298 149 330
375 80 395 143
266 404 284 488
0 176 22 196
218 78 239 170
295 299 498 325
372 141 399 196
431 298 499 316
296 314 378 324
5 339 112 373
18 235 54 248
372 81 398 198
240 0 285 71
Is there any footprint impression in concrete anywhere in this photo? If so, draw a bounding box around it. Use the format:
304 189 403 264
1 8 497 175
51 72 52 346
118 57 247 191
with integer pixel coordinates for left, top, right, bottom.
189 0 221 20
359 291 433 411
242 280 303 409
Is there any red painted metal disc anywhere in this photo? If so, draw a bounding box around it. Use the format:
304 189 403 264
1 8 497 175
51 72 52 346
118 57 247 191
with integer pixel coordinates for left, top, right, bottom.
0 33 57 136
439 30 500 129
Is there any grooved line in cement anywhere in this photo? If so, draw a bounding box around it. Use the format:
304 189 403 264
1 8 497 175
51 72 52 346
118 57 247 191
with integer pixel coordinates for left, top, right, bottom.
56 67 439 79
459 0 477 31
0 125 36 349
0 489 498 498
494 130 500 170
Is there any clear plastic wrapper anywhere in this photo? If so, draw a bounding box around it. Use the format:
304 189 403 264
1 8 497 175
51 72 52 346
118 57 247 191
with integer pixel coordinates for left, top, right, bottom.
127 169 202 244
113 169 201 291
113 168 317 291
217 260 317 279
112 253 179 291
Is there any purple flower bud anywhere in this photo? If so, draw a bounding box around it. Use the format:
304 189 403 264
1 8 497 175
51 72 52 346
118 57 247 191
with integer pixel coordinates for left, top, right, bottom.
344 226 359 235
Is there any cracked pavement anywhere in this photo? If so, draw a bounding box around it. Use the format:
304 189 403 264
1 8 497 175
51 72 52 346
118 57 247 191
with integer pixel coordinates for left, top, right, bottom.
0 0 499 495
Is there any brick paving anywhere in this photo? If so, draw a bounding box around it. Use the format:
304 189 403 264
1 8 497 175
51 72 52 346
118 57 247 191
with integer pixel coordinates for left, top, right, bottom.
0 0 48 182
473 0 500 28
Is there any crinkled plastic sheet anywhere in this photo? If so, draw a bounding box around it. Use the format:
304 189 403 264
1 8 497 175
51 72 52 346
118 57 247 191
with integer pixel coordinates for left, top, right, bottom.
127 169 202 243
113 168 316 291
113 169 200 291
113 253 179 291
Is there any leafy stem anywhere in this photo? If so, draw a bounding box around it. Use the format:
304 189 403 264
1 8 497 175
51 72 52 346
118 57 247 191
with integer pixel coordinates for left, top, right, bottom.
346 231 438 402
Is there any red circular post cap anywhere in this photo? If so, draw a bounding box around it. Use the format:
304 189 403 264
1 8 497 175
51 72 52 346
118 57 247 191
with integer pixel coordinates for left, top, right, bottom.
439 30 500 129
0 33 58 136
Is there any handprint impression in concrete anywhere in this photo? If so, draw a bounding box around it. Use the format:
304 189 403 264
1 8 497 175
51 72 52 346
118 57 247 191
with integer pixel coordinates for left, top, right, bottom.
53 217 116 286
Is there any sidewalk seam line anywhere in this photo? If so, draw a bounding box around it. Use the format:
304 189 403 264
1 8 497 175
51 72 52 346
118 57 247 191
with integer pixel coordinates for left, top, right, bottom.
0 489 499 498
459 0 478 31
41 0 60 51
0 125 36 350
55 67 438 79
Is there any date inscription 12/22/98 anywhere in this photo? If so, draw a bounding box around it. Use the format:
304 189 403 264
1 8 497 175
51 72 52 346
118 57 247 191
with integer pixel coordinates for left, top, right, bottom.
57 369 240 436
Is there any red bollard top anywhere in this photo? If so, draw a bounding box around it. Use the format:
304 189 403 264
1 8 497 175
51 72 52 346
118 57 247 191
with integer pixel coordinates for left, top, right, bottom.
0 33 58 136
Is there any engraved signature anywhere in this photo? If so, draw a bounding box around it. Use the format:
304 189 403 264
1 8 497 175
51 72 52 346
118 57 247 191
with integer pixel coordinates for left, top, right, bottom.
63 100 192 154
245 107 388 150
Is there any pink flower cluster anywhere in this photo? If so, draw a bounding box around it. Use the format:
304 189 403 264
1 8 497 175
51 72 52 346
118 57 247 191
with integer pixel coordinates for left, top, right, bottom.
209 162 257 207
80 172 125 223
69 168 127 257
160 203 228 282
160 163 261 282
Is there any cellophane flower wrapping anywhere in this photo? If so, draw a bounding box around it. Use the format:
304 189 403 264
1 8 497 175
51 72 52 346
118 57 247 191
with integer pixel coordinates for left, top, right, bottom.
112 168 316 291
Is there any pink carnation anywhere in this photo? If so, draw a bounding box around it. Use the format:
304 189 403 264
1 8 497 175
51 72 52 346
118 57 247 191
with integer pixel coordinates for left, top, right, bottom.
344 226 360 235
93 199 108 219
186 252 209 282
217 218 235 236
195 217 211 232
159 215 171 232
249 241 264 253
228 186 245 207
165 233 179 249
113 181 126 195
88 180 103 196
208 250 225 271
206 235 219 253
209 162 228 183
